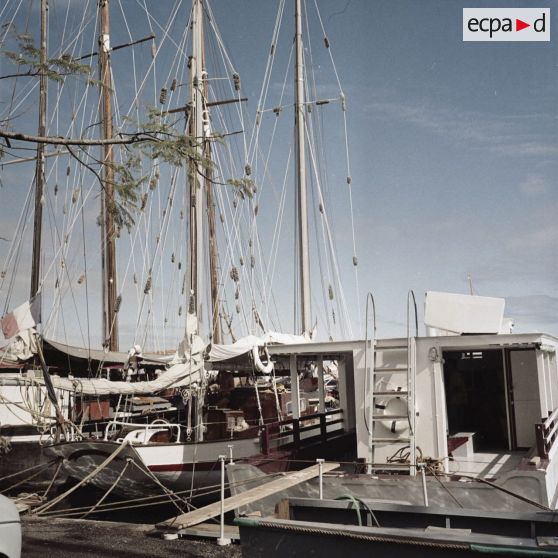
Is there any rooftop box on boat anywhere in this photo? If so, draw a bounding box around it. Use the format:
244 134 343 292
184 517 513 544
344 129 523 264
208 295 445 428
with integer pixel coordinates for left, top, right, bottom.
424 291 505 335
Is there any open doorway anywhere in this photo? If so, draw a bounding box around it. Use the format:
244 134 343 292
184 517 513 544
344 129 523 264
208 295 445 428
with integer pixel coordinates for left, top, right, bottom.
443 349 508 452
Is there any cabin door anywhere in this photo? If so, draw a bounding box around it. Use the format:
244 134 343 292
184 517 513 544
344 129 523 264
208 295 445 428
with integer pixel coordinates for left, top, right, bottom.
443 349 509 451
506 349 540 450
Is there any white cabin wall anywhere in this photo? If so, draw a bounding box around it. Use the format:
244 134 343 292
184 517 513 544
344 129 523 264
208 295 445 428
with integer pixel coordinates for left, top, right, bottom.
414 339 445 461
353 338 448 466
370 343 416 465
372 340 446 466
352 342 369 461
510 350 541 448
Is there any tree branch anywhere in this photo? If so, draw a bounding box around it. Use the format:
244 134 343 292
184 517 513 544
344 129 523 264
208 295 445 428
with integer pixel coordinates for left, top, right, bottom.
0 70 79 80
0 129 163 147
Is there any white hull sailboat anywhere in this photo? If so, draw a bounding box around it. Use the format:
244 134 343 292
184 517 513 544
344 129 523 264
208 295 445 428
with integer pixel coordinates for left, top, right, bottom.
0 0 360 499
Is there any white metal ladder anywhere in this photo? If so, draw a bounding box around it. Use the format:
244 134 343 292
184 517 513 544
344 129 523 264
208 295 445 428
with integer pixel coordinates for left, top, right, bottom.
366 291 418 475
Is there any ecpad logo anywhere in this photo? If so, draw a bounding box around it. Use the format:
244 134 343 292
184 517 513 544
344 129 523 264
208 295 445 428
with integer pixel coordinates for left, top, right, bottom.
463 8 550 41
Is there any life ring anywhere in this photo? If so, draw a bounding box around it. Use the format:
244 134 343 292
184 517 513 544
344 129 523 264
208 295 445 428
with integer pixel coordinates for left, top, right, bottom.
375 386 410 434
252 345 274 374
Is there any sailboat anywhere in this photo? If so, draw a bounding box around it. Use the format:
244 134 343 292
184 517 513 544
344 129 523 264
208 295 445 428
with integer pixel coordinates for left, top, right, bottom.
0 0 357 497
3 0 557 519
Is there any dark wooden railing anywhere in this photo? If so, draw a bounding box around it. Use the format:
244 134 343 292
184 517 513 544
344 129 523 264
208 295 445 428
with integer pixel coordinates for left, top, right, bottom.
535 407 558 459
260 409 344 455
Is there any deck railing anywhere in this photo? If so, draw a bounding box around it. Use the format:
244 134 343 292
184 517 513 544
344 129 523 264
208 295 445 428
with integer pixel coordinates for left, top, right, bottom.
104 419 182 444
260 409 344 455
535 407 558 459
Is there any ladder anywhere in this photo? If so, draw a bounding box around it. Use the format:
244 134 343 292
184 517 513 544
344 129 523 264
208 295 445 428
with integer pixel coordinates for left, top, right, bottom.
366 291 418 475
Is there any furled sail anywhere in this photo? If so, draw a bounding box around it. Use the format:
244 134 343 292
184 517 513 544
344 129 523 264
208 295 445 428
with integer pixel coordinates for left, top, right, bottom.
5 357 204 396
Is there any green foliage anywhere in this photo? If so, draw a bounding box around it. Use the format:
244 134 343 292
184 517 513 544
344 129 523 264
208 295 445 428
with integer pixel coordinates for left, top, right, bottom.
0 24 255 231
135 108 213 170
226 177 256 198
2 31 91 83
107 153 145 232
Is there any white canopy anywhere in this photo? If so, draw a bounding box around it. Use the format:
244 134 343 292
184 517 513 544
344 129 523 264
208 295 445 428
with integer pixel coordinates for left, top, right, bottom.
208 331 308 363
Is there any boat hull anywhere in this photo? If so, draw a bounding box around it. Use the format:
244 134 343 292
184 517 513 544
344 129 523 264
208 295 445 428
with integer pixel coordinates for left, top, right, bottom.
46 437 285 500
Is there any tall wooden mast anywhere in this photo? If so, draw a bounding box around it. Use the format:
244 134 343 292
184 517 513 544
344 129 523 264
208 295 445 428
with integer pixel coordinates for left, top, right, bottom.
205 146 222 344
294 0 311 335
188 0 205 336
30 0 48 300
201 49 222 344
99 0 119 350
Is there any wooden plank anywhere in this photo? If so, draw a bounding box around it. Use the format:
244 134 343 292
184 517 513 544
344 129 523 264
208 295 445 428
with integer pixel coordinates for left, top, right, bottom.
157 462 339 531
175 522 240 540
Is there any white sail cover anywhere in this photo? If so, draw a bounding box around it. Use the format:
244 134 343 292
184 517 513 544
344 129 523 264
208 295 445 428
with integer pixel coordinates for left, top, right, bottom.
20 358 205 396
0 328 39 364
208 331 308 363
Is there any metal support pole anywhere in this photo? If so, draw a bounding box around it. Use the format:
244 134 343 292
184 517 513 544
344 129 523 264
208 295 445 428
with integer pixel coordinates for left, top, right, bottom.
317 355 326 414
317 458 324 500
290 354 300 420
217 455 231 546
228 444 234 464
419 463 429 507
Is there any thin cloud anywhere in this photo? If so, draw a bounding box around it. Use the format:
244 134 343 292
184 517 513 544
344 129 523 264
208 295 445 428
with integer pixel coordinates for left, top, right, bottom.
519 175 550 195
365 100 558 158
510 224 558 251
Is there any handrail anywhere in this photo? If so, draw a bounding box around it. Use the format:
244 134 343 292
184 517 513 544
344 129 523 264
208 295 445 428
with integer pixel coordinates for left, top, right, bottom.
260 409 344 455
275 408 342 427
406 289 418 473
364 292 376 474
104 419 182 444
535 409 558 459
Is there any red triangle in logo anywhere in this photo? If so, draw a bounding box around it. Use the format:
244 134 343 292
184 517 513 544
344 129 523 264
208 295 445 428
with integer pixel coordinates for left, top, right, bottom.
516 19 530 31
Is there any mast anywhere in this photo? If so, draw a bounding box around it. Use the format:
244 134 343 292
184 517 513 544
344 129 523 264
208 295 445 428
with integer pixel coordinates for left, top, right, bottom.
206 146 222 344
30 0 48 300
189 0 205 335
201 45 222 344
99 0 119 351
294 0 311 335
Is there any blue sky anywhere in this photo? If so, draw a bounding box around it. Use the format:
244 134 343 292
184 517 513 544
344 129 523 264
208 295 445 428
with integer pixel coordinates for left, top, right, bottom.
0 0 556 348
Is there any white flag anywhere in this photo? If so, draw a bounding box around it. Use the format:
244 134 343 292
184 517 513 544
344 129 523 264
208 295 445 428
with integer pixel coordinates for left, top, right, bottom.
1 295 41 339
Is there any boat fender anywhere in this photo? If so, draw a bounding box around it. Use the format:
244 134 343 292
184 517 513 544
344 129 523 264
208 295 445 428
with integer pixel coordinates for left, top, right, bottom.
252 345 274 374
375 386 410 434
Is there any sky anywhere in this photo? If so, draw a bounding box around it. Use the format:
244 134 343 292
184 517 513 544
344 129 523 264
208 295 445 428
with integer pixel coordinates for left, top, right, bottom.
0 0 557 349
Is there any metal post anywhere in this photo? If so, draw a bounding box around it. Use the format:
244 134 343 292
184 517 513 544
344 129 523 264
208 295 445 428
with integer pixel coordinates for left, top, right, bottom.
217 455 231 546
317 458 324 500
419 463 429 507
228 444 234 464
290 354 300 419
317 356 326 414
